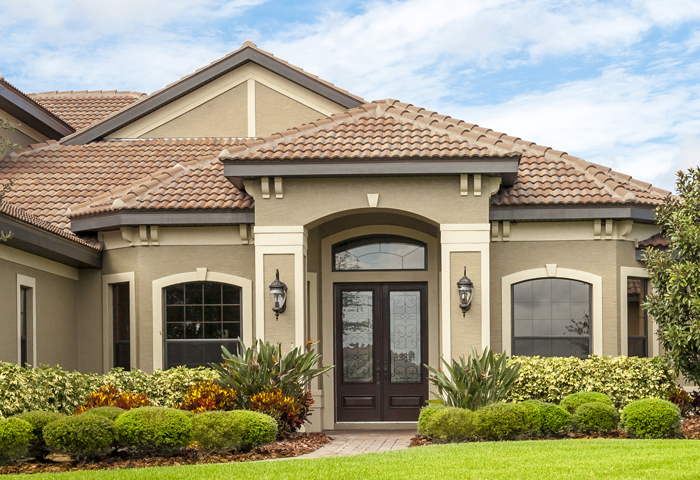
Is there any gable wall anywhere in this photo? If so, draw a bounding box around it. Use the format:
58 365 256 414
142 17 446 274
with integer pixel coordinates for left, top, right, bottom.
107 63 347 140
0 108 49 148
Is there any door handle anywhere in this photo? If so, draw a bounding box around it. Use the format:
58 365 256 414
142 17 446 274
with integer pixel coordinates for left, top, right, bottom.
376 367 380 385
384 367 388 380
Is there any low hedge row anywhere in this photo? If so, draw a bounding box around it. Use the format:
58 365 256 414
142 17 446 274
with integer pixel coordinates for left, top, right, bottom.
0 407 277 465
419 392 682 443
0 363 217 418
506 356 675 408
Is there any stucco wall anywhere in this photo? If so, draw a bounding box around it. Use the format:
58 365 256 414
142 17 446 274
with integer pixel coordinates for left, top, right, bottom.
255 83 326 137
142 83 247 138
102 244 255 372
0 257 79 369
248 175 493 227
490 239 646 356
263 253 295 345
451 251 482 359
0 108 48 148
77 269 103 373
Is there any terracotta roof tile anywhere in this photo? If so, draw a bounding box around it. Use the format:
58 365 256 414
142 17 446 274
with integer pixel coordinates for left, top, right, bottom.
219 99 670 207
0 201 100 249
0 138 249 231
28 90 145 130
639 233 669 248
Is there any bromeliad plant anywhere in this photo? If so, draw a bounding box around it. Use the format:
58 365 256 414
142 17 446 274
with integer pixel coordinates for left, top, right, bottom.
213 340 332 432
425 347 520 410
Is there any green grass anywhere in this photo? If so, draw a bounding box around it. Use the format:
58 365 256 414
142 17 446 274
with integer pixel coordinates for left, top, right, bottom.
6 440 700 480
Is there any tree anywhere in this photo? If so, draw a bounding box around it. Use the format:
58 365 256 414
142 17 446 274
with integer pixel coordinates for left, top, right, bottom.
1 118 18 241
644 167 700 385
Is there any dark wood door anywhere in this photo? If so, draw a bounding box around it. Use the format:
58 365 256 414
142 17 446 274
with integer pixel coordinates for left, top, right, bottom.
335 283 428 422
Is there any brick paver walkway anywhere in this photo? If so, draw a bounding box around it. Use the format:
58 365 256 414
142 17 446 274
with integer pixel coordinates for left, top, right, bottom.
299 430 414 458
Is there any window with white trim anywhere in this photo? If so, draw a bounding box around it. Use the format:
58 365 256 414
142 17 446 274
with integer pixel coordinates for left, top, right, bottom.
512 278 592 358
163 281 242 368
627 277 649 357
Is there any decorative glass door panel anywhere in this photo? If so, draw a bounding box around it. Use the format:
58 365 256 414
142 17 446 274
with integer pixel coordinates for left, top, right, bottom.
341 291 374 383
335 283 428 423
389 291 421 383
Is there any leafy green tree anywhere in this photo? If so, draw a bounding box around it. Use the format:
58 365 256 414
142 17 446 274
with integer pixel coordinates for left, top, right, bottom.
644 167 700 384
0 119 17 241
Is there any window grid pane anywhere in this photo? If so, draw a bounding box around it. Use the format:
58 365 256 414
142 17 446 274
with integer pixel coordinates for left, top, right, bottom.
334 236 427 271
513 279 592 358
165 281 242 369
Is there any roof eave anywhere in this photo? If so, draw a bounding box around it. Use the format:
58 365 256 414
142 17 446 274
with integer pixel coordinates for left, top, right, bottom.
222 156 521 186
490 205 658 223
0 82 74 139
70 209 256 233
62 47 365 146
0 215 101 268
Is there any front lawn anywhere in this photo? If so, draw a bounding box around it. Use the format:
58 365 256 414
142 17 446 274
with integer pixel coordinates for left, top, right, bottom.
8 439 700 480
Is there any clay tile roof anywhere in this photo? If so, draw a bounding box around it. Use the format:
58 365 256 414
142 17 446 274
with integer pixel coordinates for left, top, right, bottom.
28 90 146 130
219 99 519 162
219 99 670 208
0 138 246 232
639 233 670 248
0 201 100 249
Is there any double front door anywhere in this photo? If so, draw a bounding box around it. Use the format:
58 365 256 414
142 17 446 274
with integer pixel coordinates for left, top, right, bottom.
335 283 428 422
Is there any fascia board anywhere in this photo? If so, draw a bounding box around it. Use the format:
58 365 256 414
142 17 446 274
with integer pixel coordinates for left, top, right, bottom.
490 206 657 223
70 211 256 232
0 85 74 139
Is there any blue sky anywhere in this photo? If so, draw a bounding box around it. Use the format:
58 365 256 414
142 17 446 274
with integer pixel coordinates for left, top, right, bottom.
1 0 699 191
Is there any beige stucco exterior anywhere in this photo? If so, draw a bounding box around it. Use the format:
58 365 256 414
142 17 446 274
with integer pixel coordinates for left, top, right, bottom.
0 108 49 148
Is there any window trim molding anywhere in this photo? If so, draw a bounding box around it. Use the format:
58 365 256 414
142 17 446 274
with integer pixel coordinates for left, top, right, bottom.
332 234 428 272
151 270 253 371
501 266 603 356
102 272 136 373
620 267 659 357
16 274 36 367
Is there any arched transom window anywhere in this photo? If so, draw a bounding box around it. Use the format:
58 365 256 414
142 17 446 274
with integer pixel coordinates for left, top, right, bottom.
333 235 427 271
512 278 592 358
164 282 241 369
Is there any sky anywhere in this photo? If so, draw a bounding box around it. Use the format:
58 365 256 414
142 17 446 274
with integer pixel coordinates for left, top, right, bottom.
1 0 699 192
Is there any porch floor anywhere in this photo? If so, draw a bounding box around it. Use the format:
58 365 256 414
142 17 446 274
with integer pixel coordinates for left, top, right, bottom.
299 430 415 458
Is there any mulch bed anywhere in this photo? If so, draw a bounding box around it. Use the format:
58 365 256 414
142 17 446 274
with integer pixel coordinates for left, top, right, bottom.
0 433 330 475
681 416 700 439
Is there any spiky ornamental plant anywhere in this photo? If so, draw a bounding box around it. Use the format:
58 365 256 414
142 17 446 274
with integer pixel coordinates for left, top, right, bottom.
424 347 521 410
644 167 700 385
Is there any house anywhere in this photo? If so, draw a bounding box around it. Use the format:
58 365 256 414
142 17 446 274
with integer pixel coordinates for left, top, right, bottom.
0 41 668 430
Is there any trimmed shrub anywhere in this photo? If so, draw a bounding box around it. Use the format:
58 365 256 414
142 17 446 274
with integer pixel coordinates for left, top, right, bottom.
115 407 193 456
476 403 529 441
417 405 445 436
192 411 245 452
179 381 237 413
417 406 478 443
560 392 612 414
12 411 65 458
0 418 34 465
228 410 277 449
572 403 619 434
519 400 545 436
76 384 150 413
43 415 115 459
0 363 217 418
81 406 126 422
539 403 573 436
621 398 681 439
507 355 675 409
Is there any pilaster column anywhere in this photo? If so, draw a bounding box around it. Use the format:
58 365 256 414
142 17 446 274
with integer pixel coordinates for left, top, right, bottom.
440 224 491 361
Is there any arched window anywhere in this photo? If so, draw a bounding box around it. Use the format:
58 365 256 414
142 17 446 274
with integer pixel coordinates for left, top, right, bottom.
333 235 427 271
512 278 592 358
163 281 241 369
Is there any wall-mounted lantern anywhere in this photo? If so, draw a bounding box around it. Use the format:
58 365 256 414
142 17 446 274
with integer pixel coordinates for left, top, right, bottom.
457 267 473 317
269 269 287 320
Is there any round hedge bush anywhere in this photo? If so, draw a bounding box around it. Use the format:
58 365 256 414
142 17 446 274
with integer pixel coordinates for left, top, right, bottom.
81 406 126 422
417 406 478 443
43 415 115 459
12 411 65 458
0 418 34 465
519 400 545 436
539 403 572 436
192 411 246 451
115 407 193 456
572 403 619 434
560 392 612 414
476 403 529 441
228 411 277 448
621 398 681 439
